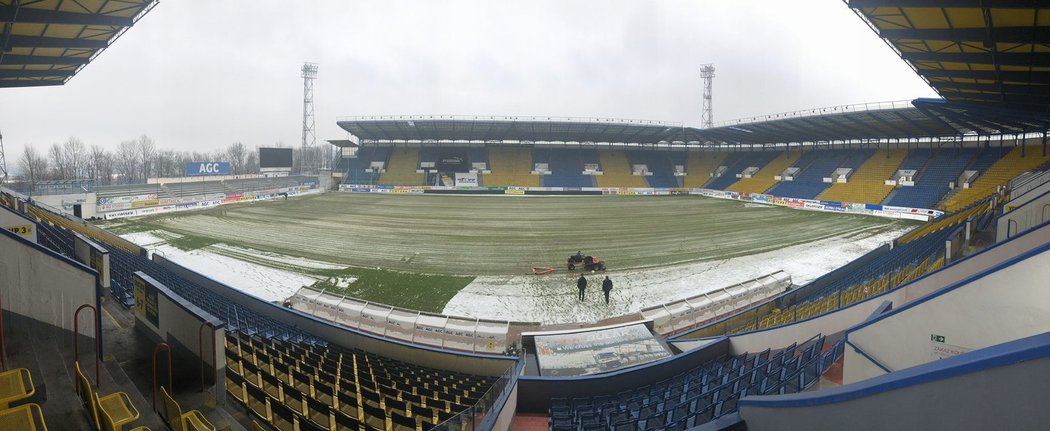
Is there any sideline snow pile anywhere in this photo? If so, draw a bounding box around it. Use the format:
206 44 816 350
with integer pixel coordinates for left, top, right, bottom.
441 225 911 324
122 231 320 302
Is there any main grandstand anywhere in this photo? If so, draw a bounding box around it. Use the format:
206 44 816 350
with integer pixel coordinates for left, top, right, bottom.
3 2 1050 431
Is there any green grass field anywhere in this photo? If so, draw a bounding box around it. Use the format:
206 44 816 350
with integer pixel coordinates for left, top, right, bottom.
104 193 918 311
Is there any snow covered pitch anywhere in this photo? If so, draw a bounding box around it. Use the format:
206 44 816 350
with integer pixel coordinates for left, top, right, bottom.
113 193 917 324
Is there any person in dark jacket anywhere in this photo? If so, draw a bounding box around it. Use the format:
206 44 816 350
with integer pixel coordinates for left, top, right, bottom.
577 275 587 301
602 276 613 304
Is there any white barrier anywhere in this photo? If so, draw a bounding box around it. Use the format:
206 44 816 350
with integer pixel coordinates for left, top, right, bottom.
288 287 512 355
102 186 321 219
336 184 943 220
640 271 791 335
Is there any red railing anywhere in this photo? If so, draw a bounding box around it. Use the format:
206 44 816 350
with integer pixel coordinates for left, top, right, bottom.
74 304 101 389
151 343 172 413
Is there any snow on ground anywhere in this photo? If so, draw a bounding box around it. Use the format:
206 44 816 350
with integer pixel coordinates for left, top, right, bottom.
121 230 322 303
442 225 911 324
120 231 170 248
210 243 345 270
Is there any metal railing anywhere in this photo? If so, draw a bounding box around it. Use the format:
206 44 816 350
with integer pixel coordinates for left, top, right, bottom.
711 100 915 129
337 114 683 128
431 361 522 431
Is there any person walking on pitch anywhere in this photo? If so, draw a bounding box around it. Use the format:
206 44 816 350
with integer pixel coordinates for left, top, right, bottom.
602 276 613 304
577 275 587 301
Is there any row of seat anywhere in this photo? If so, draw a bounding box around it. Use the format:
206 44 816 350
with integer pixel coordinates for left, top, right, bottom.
681 212 961 340
225 331 497 431
75 362 150 431
0 368 46 431
548 336 841 431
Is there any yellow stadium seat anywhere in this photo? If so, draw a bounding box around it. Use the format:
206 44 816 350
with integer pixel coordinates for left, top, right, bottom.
594 150 648 188
726 151 800 194
483 148 538 187
942 145 1050 212
377 147 423 186
819 149 906 204
683 152 728 188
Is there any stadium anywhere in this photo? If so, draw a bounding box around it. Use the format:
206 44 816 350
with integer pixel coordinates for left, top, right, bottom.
2 1 1050 431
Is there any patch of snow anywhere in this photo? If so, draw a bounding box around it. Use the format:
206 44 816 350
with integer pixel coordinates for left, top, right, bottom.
441 225 910 325
120 231 168 248
120 230 318 303
210 243 344 270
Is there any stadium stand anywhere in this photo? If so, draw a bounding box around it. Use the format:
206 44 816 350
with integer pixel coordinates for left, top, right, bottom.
885 148 977 209
9 196 516 431
705 152 781 190
548 336 843 431
378 147 424 186
683 152 727 188
725 152 801 194
225 331 498 431
544 149 595 188
484 148 539 187
766 151 864 199
341 146 391 185
595 150 648 188
224 176 314 194
818 149 906 205
625 151 680 188
678 204 970 339
942 145 1050 212
97 183 162 200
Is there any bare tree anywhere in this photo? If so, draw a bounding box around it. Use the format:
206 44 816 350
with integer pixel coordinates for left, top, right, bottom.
90 145 115 184
116 140 139 183
48 143 67 180
245 147 259 174
63 137 87 179
137 134 156 181
226 142 247 174
18 146 49 187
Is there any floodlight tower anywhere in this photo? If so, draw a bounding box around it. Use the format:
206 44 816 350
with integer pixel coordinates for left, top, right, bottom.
700 64 715 129
301 62 319 174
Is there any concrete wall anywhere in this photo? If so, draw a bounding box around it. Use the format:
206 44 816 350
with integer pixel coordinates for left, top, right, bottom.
0 227 99 339
997 189 1050 240
694 221 1050 355
0 205 37 243
34 192 97 219
844 244 1050 383
151 254 517 377
131 272 226 398
515 338 729 413
740 333 1050 431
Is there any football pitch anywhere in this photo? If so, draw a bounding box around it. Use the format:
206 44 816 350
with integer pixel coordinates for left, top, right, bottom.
106 193 918 313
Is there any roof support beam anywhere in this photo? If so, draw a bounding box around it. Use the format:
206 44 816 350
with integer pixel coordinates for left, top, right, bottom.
0 54 89 65
0 79 63 87
922 69 1050 84
901 51 1050 68
931 81 1050 96
5 34 108 49
848 0 1050 8
0 6 134 26
0 69 74 78
878 26 1050 44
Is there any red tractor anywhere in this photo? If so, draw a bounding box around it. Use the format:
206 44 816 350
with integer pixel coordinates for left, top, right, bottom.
567 253 606 271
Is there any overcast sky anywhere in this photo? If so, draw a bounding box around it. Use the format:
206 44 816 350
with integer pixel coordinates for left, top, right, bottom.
1 0 938 162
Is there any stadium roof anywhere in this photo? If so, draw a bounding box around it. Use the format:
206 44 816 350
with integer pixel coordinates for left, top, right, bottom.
335 100 1050 147
698 100 961 145
336 116 688 144
847 0 1050 113
0 0 157 88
